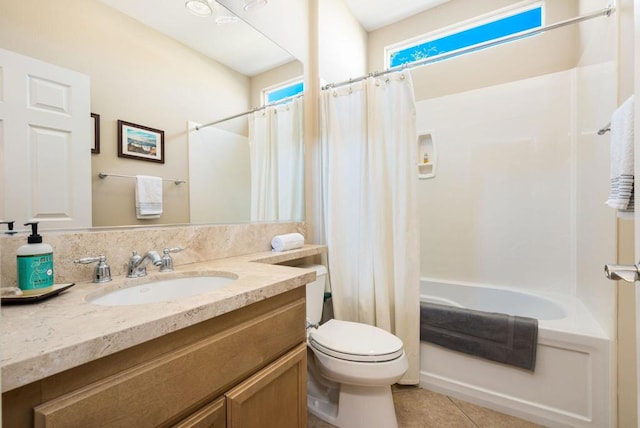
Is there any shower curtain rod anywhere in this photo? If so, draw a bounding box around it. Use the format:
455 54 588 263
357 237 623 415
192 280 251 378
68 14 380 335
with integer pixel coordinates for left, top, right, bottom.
323 5 615 90
195 93 303 131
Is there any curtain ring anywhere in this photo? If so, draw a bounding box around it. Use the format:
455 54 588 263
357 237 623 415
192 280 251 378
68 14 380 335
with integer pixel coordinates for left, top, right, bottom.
349 87 353 94
332 90 337 97
400 74 405 80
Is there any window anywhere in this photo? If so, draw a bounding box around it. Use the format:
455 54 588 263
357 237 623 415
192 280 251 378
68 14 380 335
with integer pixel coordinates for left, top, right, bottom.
263 79 304 104
387 3 543 68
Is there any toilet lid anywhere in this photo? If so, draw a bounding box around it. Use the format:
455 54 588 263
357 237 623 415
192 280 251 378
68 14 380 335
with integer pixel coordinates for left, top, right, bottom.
308 319 404 362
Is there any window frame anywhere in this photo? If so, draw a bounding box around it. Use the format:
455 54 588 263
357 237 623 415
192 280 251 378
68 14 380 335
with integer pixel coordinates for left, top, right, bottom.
262 77 304 105
384 0 545 70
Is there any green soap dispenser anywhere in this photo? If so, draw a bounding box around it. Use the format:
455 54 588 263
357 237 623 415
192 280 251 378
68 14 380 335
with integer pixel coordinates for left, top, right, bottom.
17 222 54 295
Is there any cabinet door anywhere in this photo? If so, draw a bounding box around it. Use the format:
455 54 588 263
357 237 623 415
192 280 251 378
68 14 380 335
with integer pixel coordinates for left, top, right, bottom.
174 397 226 428
226 343 306 428
33 299 305 427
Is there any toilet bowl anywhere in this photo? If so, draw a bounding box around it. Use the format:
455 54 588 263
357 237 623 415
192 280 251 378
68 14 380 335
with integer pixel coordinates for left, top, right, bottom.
302 264 408 428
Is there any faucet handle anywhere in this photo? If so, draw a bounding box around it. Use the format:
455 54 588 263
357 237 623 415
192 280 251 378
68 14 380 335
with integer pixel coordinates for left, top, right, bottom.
0 221 16 235
165 247 184 254
160 247 184 272
74 255 112 283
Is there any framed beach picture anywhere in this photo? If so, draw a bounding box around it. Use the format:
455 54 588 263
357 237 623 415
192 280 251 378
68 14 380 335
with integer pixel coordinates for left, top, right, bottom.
117 120 165 163
91 113 100 154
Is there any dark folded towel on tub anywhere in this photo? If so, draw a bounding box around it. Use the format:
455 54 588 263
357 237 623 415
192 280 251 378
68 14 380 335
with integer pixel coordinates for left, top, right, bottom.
420 302 538 371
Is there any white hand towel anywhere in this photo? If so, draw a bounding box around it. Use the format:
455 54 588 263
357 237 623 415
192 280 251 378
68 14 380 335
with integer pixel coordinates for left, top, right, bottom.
605 95 635 215
135 175 163 219
271 233 305 252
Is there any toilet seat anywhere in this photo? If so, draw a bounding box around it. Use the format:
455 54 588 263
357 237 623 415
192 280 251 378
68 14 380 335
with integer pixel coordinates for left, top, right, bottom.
308 319 404 362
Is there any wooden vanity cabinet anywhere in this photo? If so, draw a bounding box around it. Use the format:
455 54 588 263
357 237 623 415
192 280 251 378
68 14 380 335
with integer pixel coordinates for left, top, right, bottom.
226 343 306 427
2 287 307 428
174 396 227 427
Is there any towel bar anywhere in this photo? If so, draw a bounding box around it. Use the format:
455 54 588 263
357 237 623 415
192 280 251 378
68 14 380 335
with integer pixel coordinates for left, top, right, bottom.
98 172 186 185
597 122 611 135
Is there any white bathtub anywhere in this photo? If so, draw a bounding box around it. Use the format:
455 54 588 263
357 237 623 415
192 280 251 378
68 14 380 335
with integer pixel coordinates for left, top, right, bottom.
419 278 614 428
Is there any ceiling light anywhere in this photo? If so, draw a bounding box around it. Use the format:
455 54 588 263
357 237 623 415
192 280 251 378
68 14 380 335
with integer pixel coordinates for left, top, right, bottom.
185 0 213 17
212 3 240 24
243 0 267 11
215 13 240 24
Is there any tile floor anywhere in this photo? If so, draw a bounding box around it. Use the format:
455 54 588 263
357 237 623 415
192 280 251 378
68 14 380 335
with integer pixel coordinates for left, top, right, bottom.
307 386 544 428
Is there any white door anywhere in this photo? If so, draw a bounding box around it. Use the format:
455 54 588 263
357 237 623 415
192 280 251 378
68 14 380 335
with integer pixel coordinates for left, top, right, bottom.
0 48 91 230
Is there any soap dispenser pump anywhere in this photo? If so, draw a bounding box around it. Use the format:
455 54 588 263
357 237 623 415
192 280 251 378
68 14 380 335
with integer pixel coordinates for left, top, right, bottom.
17 222 54 295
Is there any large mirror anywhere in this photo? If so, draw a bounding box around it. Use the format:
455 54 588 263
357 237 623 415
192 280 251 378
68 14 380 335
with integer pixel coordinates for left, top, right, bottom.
0 0 304 228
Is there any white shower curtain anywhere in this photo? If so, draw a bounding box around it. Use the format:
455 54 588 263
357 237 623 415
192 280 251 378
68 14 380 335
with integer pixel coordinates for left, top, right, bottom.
249 97 304 221
319 70 420 384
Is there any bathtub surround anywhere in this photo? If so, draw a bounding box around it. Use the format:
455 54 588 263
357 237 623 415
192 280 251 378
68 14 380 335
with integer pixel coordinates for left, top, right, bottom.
419 302 538 371
0 222 305 287
419 278 612 427
318 70 420 384
415 64 616 426
416 64 617 337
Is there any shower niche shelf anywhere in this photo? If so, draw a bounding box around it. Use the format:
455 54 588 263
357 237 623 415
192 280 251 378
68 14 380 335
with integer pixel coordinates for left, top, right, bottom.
418 131 436 179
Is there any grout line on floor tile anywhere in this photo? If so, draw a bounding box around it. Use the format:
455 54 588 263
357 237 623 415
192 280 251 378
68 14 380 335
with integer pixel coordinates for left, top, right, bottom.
448 395 480 428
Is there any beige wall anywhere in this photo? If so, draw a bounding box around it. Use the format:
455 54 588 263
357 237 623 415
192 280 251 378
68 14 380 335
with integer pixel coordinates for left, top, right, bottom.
0 0 251 227
368 0 579 101
619 220 637 427
318 0 368 84
250 60 304 110
2 1 308 229
614 0 637 426
219 0 309 66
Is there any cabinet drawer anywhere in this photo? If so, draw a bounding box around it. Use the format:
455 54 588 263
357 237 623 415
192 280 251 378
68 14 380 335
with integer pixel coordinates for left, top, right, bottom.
174 397 226 428
226 343 307 428
34 298 305 427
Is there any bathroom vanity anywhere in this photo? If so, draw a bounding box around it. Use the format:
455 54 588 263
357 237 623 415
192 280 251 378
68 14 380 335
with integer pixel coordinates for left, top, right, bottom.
1 246 325 427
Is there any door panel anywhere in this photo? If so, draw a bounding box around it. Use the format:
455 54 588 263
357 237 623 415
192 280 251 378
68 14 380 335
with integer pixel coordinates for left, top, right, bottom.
0 48 91 229
226 343 307 428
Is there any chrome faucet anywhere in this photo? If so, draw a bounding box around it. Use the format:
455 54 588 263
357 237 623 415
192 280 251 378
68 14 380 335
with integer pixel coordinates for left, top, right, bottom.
74 255 112 283
127 250 162 278
604 262 640 283
160 247 184 272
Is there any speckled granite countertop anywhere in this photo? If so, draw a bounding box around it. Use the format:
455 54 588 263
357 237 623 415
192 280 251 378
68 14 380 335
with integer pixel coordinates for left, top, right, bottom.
1 245 325 393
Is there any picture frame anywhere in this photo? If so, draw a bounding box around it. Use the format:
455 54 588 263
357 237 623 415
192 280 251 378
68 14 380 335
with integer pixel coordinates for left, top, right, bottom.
90 113 100 154
117 120 165 164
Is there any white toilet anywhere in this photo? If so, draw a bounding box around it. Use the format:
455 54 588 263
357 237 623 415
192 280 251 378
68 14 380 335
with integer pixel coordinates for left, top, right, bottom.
303 264 408 428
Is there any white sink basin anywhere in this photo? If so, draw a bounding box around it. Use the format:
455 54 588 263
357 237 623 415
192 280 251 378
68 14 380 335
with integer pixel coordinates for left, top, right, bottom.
88 275 236 306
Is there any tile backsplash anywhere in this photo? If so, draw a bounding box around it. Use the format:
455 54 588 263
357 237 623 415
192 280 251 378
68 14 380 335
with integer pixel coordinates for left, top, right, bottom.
0 222 306 286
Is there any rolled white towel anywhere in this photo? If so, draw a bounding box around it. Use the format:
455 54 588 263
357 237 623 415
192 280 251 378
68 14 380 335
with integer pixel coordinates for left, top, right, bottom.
271 233 305 252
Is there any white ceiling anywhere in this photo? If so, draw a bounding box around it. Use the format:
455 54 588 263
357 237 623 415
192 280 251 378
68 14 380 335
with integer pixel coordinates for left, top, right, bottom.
98 0 449 76
99 0 294 77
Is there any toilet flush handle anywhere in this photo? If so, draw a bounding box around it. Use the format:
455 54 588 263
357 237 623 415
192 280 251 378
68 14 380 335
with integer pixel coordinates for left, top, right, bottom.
306 321 319 330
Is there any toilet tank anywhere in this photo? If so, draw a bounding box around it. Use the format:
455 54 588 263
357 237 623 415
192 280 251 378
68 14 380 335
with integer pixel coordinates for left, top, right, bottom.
300 264 327 325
